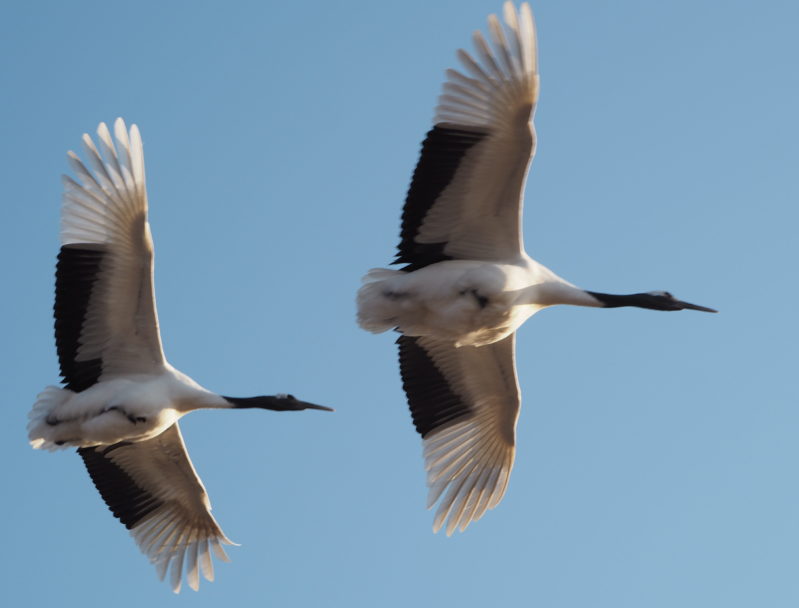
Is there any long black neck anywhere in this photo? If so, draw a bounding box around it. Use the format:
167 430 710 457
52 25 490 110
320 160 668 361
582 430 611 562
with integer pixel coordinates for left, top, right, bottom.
223 395 293 411
586 291 663 310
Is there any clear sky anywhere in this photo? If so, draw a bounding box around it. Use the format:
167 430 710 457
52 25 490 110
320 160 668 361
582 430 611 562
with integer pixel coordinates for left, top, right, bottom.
2 0 798 606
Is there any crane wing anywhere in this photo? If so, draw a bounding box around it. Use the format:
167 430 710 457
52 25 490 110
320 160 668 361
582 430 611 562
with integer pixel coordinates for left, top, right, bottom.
398 333 520 534
78 423 234 593
56 118 164 391
395 2 539 270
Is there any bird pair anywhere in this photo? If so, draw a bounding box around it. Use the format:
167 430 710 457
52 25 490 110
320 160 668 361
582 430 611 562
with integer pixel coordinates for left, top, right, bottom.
28 1 715 594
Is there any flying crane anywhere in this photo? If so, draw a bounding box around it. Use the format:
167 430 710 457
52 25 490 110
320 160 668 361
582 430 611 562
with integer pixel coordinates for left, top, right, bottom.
357 2 715 536
29 118 333 592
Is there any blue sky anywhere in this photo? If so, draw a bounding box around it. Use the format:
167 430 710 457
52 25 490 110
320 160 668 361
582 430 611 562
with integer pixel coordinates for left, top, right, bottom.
2 0 798 605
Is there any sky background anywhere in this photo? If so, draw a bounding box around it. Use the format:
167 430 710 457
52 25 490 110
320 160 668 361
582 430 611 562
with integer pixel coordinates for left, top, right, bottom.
2 0 798 605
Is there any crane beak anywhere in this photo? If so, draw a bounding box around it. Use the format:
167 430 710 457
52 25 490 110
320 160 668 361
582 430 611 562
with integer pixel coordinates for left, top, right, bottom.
676 300 718 313
299 401 335 412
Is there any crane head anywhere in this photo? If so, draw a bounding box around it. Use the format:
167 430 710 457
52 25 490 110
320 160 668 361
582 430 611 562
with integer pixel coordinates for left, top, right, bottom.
639 291 717 313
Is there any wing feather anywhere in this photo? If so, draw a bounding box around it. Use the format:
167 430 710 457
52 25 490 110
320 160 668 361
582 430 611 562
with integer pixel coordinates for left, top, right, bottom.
78 424 233 593
57 118 165 391
397 2 539 267
398 334 520 534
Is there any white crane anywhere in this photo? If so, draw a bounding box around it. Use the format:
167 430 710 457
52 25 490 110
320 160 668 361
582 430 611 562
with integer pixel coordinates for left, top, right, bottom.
28 118 333 593
357 2 715 536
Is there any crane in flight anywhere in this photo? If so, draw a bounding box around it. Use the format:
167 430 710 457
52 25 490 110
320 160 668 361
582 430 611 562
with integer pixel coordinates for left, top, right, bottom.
29 118 333 592
357 2 715 536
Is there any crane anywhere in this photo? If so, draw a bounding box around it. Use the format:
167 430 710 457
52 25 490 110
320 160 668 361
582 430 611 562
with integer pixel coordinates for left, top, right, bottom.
357 2 715 536
29 118 333 592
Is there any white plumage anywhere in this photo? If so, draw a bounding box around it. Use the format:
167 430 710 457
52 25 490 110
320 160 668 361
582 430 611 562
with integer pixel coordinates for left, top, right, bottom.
357 2 715 535
29 119 332 592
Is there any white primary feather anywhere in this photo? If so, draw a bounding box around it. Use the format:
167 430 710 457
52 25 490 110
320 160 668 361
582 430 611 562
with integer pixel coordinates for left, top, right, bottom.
62 118 165 379
416 0 538 261
416 334 519 534
96 424 235 593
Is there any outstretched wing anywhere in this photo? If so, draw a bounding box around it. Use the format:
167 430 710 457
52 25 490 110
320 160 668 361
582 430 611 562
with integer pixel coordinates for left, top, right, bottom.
396 2 539 270
398 333 520 534
56 118 164 391
79 423 234 593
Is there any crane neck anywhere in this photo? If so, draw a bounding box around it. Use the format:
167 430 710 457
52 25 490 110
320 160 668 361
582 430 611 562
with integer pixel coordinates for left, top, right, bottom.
520 281 603 308
223 395 297 411
585 291 649 308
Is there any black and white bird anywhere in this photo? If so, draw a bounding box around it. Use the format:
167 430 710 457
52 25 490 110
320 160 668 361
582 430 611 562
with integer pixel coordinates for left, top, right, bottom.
28 118 332 592
357 2 715 535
